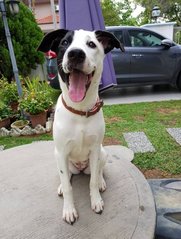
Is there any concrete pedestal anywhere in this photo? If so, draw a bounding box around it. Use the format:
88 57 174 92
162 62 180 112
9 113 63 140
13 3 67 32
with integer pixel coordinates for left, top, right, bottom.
0 142 156 239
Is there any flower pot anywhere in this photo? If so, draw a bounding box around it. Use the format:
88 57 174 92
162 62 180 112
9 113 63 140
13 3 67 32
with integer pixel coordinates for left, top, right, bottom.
11 120 29 130
0 118 11 129
29 111 47 128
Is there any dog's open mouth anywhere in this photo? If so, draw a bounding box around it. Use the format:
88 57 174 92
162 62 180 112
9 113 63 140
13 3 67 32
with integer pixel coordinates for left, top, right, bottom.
67 69 95 102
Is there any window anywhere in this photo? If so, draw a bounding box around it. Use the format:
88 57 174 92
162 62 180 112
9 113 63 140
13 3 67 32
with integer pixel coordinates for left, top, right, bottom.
113 31 123 44
128 30 163 47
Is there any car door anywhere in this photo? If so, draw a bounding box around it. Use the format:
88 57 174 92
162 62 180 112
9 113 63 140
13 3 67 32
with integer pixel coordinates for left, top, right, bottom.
109 29 132 84
126 29 176 84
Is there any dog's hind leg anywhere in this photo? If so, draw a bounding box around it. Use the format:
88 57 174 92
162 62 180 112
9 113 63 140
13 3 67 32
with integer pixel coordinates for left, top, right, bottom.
58 161 80 196
98 146 107 192
89 146 105 214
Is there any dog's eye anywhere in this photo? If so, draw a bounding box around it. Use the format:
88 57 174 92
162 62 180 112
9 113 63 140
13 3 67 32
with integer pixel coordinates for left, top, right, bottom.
62 40 69 46
88 41 96 49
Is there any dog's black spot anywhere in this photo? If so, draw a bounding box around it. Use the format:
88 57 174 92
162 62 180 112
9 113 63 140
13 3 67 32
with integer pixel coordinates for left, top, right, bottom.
57 31 74 84
60 170 63 174
37 29 69 53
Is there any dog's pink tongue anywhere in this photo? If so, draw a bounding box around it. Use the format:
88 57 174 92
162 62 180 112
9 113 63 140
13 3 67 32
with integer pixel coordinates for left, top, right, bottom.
69 71 86 102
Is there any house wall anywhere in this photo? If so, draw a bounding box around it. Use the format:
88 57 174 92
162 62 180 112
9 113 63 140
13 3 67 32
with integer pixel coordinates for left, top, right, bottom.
22 0 59 24
34 3 52 19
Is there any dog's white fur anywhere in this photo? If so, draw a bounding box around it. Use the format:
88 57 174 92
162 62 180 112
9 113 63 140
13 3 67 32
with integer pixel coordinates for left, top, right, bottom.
38 28 122 224
53 30 107 224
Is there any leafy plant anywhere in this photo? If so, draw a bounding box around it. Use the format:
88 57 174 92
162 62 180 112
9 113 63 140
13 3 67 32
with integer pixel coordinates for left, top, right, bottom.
0 77 19 104
19 77 53 115
0 101 12 120
134 0 181 25
101 0 138 26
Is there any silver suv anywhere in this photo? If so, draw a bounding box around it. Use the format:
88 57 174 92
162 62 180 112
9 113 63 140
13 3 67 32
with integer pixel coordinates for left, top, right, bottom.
108 26 181 90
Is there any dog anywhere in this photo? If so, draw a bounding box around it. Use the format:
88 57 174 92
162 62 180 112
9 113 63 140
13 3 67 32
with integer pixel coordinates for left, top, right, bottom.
38 29 124 224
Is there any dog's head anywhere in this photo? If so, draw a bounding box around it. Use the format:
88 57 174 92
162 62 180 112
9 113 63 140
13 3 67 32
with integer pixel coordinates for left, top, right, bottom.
38 29 124 103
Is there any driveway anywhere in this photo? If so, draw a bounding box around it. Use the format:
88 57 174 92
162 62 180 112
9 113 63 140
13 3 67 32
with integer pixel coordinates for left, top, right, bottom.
100 85 181 105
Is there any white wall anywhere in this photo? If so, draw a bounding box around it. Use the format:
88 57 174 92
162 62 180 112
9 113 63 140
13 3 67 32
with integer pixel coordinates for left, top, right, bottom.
30 63 47 81
142 22 176 40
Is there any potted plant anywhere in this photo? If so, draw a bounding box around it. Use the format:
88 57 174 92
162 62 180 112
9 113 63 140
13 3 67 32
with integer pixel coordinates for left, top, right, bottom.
19 77 53 128
0 101 12 128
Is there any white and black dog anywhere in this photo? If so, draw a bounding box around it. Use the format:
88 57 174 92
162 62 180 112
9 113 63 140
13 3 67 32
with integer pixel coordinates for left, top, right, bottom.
38 29 124 224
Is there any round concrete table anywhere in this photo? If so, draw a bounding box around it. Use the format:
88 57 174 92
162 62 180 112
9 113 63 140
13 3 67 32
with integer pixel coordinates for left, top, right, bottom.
0 141 156 239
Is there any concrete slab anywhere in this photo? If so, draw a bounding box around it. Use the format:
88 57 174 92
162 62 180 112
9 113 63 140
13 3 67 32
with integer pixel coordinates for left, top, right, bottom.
0 142 155 239
166 128 181 146
123 132 155 153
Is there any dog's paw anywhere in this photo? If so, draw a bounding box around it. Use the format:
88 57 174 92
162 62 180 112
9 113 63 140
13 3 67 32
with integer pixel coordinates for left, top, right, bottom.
63 206 78 225
91 193 104 214
57 184 63 196
99 176 106 192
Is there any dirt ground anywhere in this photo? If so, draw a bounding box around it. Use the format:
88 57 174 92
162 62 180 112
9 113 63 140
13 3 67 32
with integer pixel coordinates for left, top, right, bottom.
140 168 181 179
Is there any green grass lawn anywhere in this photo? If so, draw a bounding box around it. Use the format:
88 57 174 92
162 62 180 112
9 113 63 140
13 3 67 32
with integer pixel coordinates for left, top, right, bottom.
103 100 181 176
0 100 181 176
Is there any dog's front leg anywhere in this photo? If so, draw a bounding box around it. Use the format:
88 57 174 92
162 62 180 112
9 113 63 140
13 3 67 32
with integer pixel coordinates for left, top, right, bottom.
89 148 104 214
55 148 78 224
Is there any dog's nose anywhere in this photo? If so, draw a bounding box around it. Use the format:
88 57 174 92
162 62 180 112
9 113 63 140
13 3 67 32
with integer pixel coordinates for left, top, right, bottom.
68 49 86 63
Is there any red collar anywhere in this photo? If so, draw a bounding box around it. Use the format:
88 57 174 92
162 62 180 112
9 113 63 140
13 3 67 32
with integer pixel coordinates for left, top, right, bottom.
62 96 103 117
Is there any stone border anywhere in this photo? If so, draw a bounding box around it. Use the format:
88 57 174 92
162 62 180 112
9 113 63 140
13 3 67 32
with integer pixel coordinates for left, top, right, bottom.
0 124 51 137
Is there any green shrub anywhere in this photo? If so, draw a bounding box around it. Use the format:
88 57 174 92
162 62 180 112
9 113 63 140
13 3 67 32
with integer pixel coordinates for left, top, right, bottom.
0 77 19 104
0 101 12 120
0 3 44 80
19 77 53 115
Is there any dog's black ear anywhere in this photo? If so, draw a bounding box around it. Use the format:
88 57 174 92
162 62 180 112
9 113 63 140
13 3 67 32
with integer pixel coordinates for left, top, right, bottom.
37 29 69 53
95 30 125 54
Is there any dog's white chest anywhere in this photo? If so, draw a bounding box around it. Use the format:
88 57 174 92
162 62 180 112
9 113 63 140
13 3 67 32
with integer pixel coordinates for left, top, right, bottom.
69 132 96 161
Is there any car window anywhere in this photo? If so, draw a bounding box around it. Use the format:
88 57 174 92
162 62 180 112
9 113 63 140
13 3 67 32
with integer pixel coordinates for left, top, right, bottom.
128 30 163 47
113 30 123 44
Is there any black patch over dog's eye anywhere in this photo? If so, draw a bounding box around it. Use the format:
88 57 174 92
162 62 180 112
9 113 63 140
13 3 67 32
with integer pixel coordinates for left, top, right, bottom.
87 41 96 49
61 40 69 46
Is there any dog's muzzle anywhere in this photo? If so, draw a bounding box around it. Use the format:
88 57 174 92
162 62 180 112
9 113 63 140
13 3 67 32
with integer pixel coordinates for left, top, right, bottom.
63 48 95 103
67 49 86 71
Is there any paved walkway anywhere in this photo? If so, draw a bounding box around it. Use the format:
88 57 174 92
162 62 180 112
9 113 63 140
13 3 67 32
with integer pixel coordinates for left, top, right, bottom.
0 142 155 239
101 86 181 105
